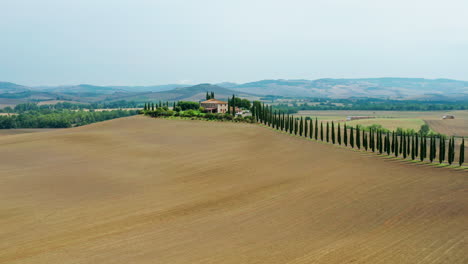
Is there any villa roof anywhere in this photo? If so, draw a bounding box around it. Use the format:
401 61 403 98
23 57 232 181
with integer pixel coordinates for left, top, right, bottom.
200 99 228 104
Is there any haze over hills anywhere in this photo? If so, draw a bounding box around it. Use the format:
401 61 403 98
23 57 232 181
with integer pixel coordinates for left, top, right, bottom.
1 78 468 106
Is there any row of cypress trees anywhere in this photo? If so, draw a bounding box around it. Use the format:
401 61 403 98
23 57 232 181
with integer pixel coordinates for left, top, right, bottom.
143 101 173 111
251 103 465 167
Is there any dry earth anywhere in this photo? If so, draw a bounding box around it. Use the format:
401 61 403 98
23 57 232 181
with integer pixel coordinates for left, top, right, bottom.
0 116 467 264
426 119 468 137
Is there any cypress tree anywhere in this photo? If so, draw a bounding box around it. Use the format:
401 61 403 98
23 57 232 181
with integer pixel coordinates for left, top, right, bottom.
439 136 445 164
420 136 426 162
379 131 384 154
144 103 147 111
211 91 215 99
350 127 354 148
429 136 435 163
299 117 304 136
415 134 419 157
304 118 308 138
285 114 289 132
460 138 465 166
320 122 324 141
315 118 319 140
371 129 376 152
309 118 313 139
231 94 236 116
326 122 330 142
399 132 404 154
391 131 395 153
386 133 391 155
411 135 415 160
337 123 342 145
378 130 382 153
363 132 368 151
356 126 361 149
451 137 456 165
344 124 348 146
289 117 292 134
448 137 454 165
206 92 210 100
294 118 299 135
402 133 407 159
331 122 336 144
394 133 399 157
151 102 155 111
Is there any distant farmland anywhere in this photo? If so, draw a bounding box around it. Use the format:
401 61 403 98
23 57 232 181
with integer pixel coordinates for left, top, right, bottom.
297 110 468 136
0 116 466 264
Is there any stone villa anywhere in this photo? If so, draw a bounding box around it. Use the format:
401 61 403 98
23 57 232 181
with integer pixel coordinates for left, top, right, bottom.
200 99 228 114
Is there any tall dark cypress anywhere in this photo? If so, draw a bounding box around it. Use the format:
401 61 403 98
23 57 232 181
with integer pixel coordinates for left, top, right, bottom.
420 136 426 162
337 123 342 145
386 133 391 155
309 118 313 139
439 136 445 164
356 126 361 149
371 129 376 152
460 138 465 166
415 134 419 157
394 133 399 157
304 118 308 138
299 117 304 136
402 133 407 159
411 135 415 160
429 136 434 163
350 127 354 148
344 124 348 146
399 132 404 154
363 132 368 151
331 122 336 144
290 117 294 134
326 122 330 142
320 122 324 141
294 118 299 135
391 131 395 153
315 118 318 140
448 137 454 165
379 131 383 154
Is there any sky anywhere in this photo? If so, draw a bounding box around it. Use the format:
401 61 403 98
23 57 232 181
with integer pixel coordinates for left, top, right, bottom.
0 0 467 86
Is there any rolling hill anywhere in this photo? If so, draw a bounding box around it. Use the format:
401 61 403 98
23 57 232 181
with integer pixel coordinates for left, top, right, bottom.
228 78 468 99
1 78 468 107
0 116 466 263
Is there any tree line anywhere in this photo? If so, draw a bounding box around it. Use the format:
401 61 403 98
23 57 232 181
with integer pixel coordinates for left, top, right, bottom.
252 102 466 167
0 109 137 128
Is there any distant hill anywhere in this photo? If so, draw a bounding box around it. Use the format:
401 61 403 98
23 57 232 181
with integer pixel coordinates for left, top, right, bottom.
228 78 468 99
0 82 30 93
1 78 468 107
114 84 260 102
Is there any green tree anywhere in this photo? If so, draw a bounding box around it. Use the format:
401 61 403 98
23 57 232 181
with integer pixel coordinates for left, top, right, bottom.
326 122 330 142
350 127 354 148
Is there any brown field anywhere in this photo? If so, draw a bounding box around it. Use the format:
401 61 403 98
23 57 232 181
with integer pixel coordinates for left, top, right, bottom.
297 110 468 136
0 128 60 136
426 119 468 137
0 116 467 264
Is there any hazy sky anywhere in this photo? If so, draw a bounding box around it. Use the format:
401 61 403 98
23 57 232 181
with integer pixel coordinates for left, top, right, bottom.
1 0 467 86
